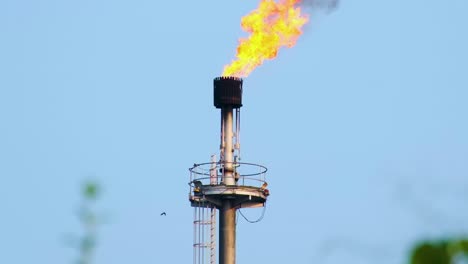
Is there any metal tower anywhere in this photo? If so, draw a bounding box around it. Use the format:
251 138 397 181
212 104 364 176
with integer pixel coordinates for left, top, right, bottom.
189 77 269 264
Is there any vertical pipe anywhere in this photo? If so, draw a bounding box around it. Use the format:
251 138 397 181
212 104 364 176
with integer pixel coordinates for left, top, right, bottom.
198 206 201 264
222 107 234 185
210 208 216 264
236 108 241 159
202 205 205 264
219 92 236 263
193 207 196 264
210 155 218 185
219 200 236 264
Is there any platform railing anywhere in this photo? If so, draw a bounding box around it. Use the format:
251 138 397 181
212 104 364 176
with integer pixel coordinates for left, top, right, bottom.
188 162 268 197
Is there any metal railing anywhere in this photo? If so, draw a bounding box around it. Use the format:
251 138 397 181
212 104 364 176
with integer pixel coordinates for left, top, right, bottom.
188 161 268 195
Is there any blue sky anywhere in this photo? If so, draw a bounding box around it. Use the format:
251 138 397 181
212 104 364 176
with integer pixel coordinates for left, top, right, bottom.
1 0 467 263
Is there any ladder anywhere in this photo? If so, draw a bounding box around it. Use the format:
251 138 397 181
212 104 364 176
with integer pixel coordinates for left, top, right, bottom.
193 201 216 264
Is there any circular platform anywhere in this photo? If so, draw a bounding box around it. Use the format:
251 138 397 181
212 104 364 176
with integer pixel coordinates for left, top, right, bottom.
188 162 269 208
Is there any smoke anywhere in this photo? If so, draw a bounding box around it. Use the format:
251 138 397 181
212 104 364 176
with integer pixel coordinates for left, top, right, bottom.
300 0 340 12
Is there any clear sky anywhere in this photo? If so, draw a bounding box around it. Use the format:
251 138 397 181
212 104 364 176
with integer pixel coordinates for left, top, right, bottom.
1 0 467 263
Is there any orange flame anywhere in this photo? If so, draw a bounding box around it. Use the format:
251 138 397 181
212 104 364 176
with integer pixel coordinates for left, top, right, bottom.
222 0 308 77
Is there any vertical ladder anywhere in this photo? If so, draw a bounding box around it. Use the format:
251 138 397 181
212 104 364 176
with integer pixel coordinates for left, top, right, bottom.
193 202 216 264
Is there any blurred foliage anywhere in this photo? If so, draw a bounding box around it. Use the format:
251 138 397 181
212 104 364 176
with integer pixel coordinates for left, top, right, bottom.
410 239 468 264
75 181 102 264
83 182 100 201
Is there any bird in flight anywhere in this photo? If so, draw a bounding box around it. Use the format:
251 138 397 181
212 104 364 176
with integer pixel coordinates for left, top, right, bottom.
160 212 166 216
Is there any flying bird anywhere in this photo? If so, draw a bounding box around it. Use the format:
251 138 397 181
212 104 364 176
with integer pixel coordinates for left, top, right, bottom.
160 212 166 216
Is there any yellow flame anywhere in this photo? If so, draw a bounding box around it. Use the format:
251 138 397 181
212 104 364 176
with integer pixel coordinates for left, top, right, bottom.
222 0 308 77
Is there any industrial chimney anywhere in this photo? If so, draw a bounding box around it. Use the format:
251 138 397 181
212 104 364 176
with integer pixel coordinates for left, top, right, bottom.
189 77 269 264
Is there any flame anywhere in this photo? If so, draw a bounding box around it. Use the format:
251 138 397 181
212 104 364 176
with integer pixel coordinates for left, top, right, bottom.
222 0 308 77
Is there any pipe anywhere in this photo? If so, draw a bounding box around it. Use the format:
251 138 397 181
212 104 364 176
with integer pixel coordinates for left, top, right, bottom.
219 200 236 264
222 107 235 185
